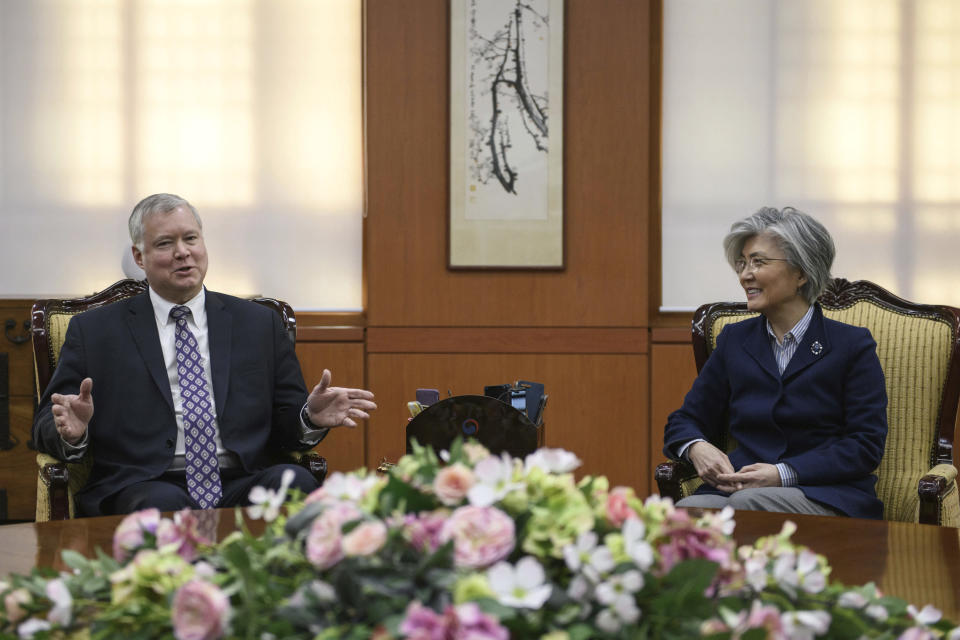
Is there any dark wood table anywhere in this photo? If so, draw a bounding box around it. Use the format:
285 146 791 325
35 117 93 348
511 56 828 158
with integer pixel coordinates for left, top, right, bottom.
1 509 958 620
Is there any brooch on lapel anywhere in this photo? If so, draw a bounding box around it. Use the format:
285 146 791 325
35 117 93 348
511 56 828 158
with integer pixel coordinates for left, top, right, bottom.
810 340 823 356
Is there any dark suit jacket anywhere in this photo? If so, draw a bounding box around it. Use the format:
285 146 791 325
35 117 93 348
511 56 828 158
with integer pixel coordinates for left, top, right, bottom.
663 305 888 519
33 290 313 516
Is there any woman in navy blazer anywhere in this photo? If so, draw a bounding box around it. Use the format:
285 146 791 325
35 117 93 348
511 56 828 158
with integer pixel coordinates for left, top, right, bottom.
663 207 888 519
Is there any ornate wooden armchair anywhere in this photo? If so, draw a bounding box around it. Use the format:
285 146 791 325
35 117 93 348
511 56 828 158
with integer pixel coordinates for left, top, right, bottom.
32 278 327 521
655 278 960 526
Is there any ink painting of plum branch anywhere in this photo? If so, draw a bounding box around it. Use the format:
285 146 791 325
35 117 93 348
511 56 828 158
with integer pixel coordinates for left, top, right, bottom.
469 0 548 196
450 0 563 269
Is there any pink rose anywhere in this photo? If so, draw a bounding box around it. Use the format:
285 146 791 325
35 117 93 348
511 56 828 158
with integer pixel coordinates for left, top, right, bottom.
399 601 445 639
399 601 508 640
433 464 475 506
171 579 230 640
3 588 30 624
440 506 515 569
112 508 161 561
606 487 639 527
342 520 388 557
306 511 345 570
401 510 450 553
453 602 509 640
321 500 364 528
157 509 213 562
657 510 737 595
744 600 784 635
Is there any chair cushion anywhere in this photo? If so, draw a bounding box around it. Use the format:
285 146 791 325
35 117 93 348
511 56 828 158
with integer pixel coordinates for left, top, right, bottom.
825 300 953 522
46 311 75 371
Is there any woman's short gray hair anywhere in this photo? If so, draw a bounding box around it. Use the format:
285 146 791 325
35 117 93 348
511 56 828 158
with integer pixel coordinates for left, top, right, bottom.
128 193 202 251
722 206 835 304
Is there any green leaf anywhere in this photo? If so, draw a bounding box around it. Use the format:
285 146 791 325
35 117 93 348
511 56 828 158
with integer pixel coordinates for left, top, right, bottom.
60 549 91 571
655 558 719 614
283 501 326 539
827 606 873 639
378 474 439 513
566 623 599 640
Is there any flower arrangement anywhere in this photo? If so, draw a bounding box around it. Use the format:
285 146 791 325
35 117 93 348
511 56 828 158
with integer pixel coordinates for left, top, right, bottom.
1 438 957 639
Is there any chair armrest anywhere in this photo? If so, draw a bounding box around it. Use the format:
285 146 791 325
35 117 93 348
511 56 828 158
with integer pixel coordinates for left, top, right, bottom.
655 459 698 502
294 451 328 486
918 463 959 526
36 453 72 522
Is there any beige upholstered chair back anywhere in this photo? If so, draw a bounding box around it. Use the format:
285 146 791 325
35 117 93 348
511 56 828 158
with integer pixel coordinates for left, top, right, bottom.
691 279 960 524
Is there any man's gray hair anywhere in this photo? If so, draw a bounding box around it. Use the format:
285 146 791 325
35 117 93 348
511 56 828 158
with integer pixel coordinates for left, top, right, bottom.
128 193 202 251
722 206 835 304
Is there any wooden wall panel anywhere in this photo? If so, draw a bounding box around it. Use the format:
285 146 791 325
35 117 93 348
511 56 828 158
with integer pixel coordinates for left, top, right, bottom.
649 342 698 473
295 341 367 475
367 353 650 496
0 301 38 521
2 398 37 521
364 0 650 327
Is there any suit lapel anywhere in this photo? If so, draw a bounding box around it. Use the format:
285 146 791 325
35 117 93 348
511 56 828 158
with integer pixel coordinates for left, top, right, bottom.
205 291 231 417
782 305 830 382
741 317 780 381
127 293 174 411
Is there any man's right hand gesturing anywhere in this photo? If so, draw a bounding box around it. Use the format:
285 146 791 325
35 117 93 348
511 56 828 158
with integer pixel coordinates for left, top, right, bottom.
50 377 94 445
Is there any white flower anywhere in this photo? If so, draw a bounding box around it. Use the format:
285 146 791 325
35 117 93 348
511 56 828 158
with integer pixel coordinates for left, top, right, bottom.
523 448 582 474
487 556 552 609
908 604 942 626
44 579 72 626
595 589 641 633
17 619 52 639
595 570 643 613
772 552 799 596
467 454 523 507
596 608 622 633
194 561 217 579
698 505 736 536
772 549 825 597
837 591 868 609
796 550 826 594
567 574 592 600
583 545 615 582
290 580 337 608
866 604 889 622
314 472 379 503
247 468 296 522
743 554 769 592
563 531 599 572
622 518 654 571
781 610 831 640
562 532 615 582
716 505 736 535
947 626 960 640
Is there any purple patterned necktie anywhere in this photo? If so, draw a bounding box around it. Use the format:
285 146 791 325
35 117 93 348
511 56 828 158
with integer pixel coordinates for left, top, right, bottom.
170 305 222 509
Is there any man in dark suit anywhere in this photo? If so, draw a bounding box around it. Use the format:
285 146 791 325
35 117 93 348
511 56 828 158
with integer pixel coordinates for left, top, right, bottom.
32 193 377 516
